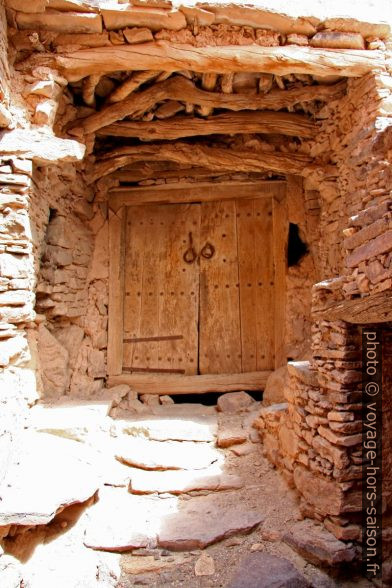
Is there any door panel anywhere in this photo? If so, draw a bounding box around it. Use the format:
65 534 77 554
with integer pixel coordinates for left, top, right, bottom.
123 203 200 374
199 200 242 374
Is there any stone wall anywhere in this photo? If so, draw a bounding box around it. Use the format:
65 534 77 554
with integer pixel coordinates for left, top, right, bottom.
33 164 109 399
255 69 392 565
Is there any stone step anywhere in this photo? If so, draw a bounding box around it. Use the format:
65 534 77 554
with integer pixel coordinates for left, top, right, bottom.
84 487 176 551
84 487 264 553
27 399 113 443
115 436 222 471
0 432 100 527
128 466 242 494
118 414 217 442
157 493 264 551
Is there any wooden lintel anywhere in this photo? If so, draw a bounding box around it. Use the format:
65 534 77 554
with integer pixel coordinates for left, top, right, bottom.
108 181 286 210
91 143 315 183
97 111 317 141
56 43 385 82
312 290 392 324
107 370 271 394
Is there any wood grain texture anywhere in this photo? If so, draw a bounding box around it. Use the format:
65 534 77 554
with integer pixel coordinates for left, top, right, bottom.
109 181 286 210
123 204 200 374
199 200 242 375
90 142 315 183
56 43 384 82
272 193 288 369
70 75 345 135
237 198 275 372
107 208 125 376
107 371 271 393
97 110 317 140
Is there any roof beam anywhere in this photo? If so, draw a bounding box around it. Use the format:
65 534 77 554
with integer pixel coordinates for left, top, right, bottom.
56 43 384 82
69 76 345 135
90 141 316 183
97 111 317 140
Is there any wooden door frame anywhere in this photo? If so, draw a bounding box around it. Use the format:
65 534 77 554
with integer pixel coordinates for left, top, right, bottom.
107 180 287 392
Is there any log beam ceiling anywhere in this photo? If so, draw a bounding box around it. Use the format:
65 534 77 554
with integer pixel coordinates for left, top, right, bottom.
69 75 345 135
97 111 317 140
56 44 384 82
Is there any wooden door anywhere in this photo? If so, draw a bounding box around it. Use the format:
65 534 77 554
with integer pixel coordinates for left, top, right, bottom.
199 198 275 374
122 203 200 375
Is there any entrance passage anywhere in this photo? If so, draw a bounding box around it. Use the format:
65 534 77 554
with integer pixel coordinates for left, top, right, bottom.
107 182 288 392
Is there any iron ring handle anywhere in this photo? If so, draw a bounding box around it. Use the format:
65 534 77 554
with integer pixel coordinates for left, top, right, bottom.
200 242 215 260
183 247 198 264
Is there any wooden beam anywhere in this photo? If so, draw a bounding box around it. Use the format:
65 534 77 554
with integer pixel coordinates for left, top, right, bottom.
312 290 392 324
107 370 272 394
108 180 286 211
90 142 316 183
110 164 240 184
97 111 317 141
107 208 125 376
56 43 384 82
70 75 345 135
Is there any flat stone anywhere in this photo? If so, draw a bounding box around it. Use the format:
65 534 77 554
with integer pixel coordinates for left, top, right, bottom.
119 414 217 442
226 552 309 588
116 437 221 470
194 552 215 576
217 426 247 448
27 399 112 442
129 467 242 494
121 553 188 575
84 487 178 552
150 403 216 416
157 493 264 551
229 442 256 456
217 392 255 414
283 520 357 567
0 432 100 526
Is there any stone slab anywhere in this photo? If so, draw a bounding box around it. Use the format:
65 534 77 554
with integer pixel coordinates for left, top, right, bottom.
129 467 242 494
27 399 112 442
0 432 100 526
84 487 178 552
116 437 221 470
226 552 309 588
157 493 264 551
283 520 357 567
119 414 217 442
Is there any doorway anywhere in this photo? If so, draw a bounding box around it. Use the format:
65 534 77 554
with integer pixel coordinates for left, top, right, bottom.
107 182 287 392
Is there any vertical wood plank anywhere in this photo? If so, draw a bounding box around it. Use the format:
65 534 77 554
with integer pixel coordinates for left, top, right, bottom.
107 207 125 376
199 200 241 375
254 198 275 370
123 203 200 374
158 203 200 375
237 198 275 372
272 191 288 369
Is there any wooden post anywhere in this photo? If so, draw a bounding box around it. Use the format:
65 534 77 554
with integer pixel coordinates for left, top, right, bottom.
272 189 288 369
107 207 125 376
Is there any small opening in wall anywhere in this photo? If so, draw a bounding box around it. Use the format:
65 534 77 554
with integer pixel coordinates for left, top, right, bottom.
48 207 58 222
172 390 263 405
287 223 308 267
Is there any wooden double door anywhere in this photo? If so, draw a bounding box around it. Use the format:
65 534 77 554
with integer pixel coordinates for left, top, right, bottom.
119 196 281 377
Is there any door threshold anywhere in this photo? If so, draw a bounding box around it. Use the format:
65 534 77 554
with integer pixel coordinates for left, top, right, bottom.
107 371 272 395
